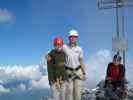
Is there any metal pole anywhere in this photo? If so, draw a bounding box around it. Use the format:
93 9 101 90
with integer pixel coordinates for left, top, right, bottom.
123 51 125 66
116 0 120 38
116 0 125 66
121 0 126 66
116 0 120 57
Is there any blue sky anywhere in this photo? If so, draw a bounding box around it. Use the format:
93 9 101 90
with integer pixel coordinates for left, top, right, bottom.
0 0 133 65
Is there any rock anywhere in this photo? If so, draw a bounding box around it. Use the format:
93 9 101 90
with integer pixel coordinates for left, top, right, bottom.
81 80 133 100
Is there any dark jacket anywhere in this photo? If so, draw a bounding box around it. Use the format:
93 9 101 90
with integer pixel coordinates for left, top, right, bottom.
47 49 68 85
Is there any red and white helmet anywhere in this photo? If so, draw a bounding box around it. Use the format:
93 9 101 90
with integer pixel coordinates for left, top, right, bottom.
53 37 64 46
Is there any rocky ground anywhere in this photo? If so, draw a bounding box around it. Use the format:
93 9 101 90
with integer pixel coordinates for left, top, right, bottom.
81 80 133 100
47 80 133 100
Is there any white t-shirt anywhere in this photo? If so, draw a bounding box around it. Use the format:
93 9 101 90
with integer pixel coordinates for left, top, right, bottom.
62 44 84 69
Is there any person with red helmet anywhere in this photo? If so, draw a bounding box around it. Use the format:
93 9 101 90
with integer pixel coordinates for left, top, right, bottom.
46 36 68 100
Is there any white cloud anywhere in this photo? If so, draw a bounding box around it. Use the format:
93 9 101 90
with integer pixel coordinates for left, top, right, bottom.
0 63 49 92
0 65 43 84
17 83 26 91
0 80 3 84
0 8 14 24
29 75 49 90
85 49 112 86
126 59 133 87
0 85 10 94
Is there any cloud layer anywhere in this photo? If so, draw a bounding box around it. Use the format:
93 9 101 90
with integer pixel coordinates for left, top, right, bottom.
0 64 49 94
0 85 10 94
0 49 132 95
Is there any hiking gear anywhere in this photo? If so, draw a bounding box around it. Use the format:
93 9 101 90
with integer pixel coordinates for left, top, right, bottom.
68 29 79 37
53 37 64 46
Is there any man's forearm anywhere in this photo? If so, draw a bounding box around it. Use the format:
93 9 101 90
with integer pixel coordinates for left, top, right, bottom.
80 64 86 74
79 58 86 75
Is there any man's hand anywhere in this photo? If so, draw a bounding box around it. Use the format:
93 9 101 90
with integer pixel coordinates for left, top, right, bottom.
45 55 52 61
79 58 86 80
82 74 86 80
55 79 62 91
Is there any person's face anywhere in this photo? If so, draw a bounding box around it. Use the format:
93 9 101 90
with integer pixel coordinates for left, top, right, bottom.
117 59 121 65
69 36 77 44
113 59 119 66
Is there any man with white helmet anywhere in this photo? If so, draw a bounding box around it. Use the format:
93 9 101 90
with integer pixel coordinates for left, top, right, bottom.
63 29 86 100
